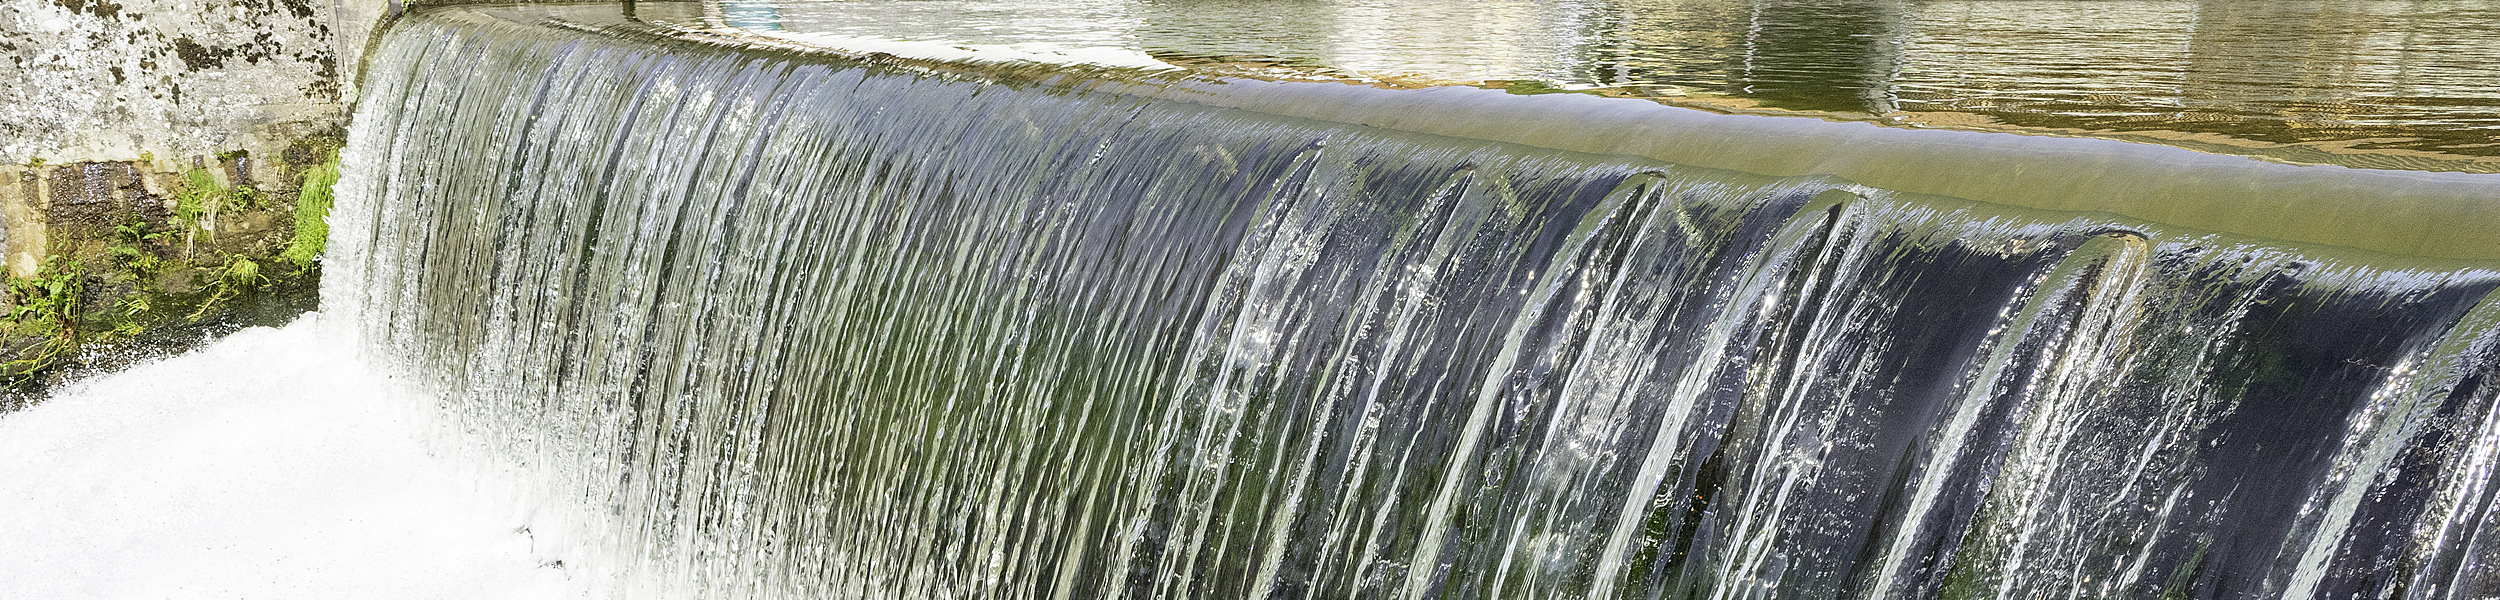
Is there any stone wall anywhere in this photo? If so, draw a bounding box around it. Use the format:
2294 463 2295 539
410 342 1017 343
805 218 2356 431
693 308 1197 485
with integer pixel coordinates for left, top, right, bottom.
0 0 388 389
0 0 388 277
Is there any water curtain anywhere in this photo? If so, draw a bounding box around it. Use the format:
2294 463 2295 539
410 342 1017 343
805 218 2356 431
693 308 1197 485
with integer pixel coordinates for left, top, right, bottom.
326 8 2500 599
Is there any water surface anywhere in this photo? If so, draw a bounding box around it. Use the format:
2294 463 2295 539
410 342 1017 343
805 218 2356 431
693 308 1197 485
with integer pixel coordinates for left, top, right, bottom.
655 0 2500 171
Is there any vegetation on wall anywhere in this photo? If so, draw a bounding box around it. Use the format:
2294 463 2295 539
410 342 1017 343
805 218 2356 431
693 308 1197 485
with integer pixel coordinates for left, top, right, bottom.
1 145 338 393
2 256 87 378
283 152 340 268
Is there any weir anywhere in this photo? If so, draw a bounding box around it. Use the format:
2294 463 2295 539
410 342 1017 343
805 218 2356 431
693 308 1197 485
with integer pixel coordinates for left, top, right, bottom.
327 5 2500 599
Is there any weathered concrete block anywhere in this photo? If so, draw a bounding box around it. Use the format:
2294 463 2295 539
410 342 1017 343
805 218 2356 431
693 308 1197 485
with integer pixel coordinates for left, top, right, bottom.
0 0 386 276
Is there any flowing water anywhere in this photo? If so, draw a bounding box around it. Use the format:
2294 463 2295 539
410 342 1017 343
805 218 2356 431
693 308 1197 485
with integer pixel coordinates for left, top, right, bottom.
301 5 2500 599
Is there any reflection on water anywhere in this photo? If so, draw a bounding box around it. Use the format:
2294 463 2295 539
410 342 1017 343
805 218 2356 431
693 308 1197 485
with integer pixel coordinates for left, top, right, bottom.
670 0 2500 168
1883 2 2500 157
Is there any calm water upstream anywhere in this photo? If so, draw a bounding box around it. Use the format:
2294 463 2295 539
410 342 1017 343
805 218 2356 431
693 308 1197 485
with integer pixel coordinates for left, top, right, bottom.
658 0 2500 171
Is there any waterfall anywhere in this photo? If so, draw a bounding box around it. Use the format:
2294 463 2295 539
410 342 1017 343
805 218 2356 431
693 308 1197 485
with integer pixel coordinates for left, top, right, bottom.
326 8 2500 599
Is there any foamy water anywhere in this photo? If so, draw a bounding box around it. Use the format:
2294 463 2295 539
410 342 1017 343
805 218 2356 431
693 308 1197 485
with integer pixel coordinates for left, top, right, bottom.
0 314 577 599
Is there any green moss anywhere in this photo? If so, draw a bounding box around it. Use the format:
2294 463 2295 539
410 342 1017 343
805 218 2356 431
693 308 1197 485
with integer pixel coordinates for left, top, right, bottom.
2157 537 2211 599
173 166 217 238
185 256 270 321
107 220 170 281
3 256 87 380
282 151 340 268
1499 80 1600 96
3 145 333 393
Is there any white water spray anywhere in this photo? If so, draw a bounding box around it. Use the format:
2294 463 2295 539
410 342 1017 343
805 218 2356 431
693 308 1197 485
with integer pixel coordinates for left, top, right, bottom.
0 315 576 599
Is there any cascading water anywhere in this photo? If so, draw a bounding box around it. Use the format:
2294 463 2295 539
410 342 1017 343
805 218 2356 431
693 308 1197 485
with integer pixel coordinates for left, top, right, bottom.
323 7 2500 599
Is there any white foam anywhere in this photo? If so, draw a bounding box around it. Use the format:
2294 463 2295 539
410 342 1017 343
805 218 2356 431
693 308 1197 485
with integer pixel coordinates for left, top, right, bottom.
0 315 577 600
